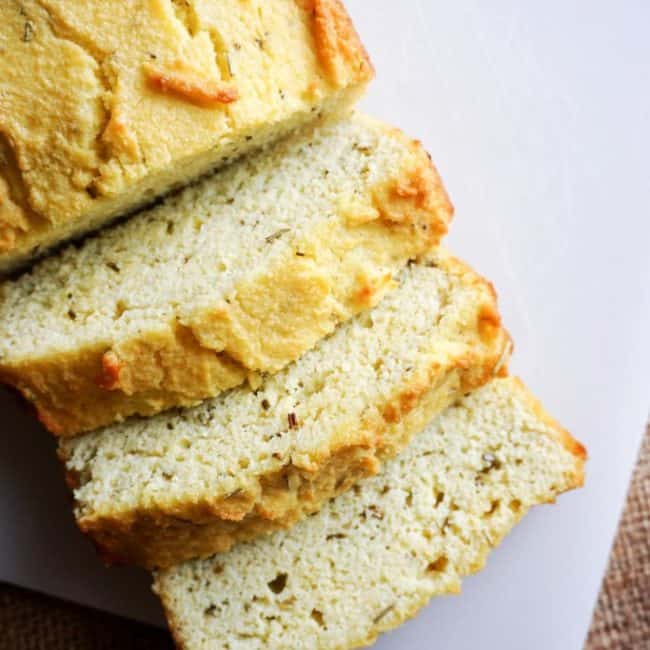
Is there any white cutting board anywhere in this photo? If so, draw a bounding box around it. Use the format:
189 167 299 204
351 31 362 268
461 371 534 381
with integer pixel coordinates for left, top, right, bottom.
2 1 649 647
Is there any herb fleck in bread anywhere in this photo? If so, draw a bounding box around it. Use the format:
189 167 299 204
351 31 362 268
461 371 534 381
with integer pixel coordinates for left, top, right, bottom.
59 251 510 569
0 114 452 436
154 378 585 650
0 0 372 271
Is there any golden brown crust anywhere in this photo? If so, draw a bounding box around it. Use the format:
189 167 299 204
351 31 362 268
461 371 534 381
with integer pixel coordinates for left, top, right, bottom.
95 351 122 391
371 150 453 246
303 0 374 86
352 271 393 309
0 134 43 255
143 61 239 107
0 178 29 254
1 325 249 437
69 258 510 569
2 135 452 436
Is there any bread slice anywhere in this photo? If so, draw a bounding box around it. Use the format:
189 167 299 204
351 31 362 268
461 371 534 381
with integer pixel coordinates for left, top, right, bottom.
0 114 453 436
0 0 373 272
153 377 585 650
59 251 510 569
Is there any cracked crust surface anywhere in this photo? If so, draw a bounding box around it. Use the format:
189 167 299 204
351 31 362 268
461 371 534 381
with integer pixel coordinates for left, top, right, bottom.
0 0 372 271
59 251 510 569
153 377 585 650
0 114 452 436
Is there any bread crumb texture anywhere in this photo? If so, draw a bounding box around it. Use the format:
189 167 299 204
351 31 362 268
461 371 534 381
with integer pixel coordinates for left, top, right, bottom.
0 0 372 271
0 114 452 435
154 378 585 650
59 251 509 568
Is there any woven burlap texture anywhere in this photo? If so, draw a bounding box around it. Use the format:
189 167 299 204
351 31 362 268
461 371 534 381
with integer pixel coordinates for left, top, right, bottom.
0 583 172 650
585 422 650 650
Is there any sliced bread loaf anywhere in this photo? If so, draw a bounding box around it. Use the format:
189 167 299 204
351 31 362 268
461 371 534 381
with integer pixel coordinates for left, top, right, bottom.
0 0 372 272
59 251 510 569
0 114 452 436
153 377 586 650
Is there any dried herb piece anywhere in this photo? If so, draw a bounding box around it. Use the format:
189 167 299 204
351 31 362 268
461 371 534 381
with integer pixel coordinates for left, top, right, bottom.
326 532 346 540
373 603 396 624
352 143 372 155
22 21 34 42
367 504 384 520
265 228 290 243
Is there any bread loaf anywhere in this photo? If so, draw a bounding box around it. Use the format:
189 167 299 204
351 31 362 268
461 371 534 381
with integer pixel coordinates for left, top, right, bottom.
59 251 510 568
0 0 372 271
0 114 452 435
153 377 585 650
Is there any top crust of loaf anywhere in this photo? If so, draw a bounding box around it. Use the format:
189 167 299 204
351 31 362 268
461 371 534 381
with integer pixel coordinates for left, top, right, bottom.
153 377 585 650
0 0 372 271
0 114 452 436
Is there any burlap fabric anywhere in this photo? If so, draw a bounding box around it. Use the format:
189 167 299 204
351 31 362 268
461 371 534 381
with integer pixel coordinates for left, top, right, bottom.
0 584 172 650
585 422 650 650
1 424 648 649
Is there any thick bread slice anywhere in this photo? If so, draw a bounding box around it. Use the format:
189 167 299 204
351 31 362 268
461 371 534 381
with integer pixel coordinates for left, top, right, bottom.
153 378 586 650
0 0 373 272
59 251 510 569
0 114 452 436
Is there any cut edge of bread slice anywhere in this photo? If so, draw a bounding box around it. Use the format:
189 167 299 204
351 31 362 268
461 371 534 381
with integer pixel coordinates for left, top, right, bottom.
0 114 452 436
153 377 585 650
59 250 510 569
